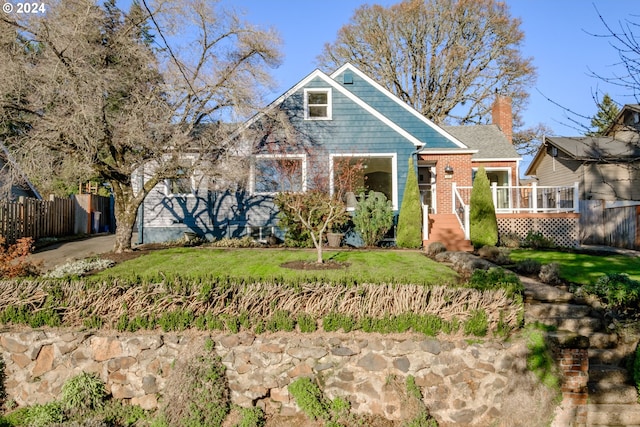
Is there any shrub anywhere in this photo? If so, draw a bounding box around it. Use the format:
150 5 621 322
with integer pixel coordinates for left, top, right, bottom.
539 263 562 285
464 309 488 337
426 242 446 257
288 377 329 421
209 236 260 248
396 157 423 248
0 237 38 278
43 258 115 279
352 191 394 247
514 258 542 276
477 245 511 265
25 402 64 427
500 232 522 248
296 313 317 333
237 406 265 427
61 372 108 415
468 267 522 296
469 167 498 249
523 231 555 249
162 345 230 427
581 273 640 311
266 310 295 332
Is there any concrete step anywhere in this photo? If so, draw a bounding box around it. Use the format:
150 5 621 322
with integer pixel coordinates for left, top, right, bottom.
588 382 639 404
521 275 574 303
589 333 621 350
589 365 631 386
525 302 593 319
590 348 632 366
526 316 603 335
587 403 640 426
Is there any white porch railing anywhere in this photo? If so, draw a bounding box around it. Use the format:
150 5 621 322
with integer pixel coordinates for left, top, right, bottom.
453 182 580 214
450 182 580 241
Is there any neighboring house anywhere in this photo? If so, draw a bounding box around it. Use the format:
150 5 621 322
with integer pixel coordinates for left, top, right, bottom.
136 63 521 248
0 141 41 200
525 104 640 201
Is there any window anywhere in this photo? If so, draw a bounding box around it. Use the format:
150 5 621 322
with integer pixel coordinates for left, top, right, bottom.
165 168 193 196
331 154 397 209
253 155 306 194
304 89 331 120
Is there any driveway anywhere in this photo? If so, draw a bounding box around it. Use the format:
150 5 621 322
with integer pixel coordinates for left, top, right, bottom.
29 234 118 272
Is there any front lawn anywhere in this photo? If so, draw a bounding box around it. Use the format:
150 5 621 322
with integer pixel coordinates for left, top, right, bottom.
94 247 459 285
510 249 640 284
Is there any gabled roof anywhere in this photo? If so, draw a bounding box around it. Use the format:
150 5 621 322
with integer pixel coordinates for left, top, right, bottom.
605 104 640 135
442 125 521 160
232 63 468 150
525 135 640 176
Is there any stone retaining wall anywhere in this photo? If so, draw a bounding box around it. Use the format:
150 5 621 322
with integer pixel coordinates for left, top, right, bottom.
1 329 548 425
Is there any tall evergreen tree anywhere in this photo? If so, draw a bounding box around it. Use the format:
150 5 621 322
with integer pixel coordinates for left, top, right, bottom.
469 167 498 248
396 157 422 248
587 94 619 136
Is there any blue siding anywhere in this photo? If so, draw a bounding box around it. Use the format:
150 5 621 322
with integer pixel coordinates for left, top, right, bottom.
143 65 463 243
332 70 457 149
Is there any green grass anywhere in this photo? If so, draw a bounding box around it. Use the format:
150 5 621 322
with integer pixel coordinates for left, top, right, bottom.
93 248 459 285
510 249 640 284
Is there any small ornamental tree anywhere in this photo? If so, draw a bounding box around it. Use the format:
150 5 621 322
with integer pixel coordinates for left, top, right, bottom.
275 191 349 263
353 192 394 247
469 166 498 248
396 157 422 248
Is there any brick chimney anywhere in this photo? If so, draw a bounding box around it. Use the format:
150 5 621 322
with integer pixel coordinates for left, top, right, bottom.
492 96 513 143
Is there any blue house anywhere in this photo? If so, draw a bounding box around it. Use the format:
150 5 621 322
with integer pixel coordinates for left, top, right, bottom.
136 64 521 248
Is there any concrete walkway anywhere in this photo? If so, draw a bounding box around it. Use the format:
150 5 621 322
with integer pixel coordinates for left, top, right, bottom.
29 234 117 272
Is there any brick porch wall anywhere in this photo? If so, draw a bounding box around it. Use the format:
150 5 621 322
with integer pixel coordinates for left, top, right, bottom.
419 153 473 214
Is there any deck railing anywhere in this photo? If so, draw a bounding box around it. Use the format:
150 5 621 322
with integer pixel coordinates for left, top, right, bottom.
448 182 580 242
453 182 580 214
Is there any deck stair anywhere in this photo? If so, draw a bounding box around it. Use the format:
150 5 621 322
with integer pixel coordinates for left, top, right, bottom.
522 275 640 427
423 213 473 252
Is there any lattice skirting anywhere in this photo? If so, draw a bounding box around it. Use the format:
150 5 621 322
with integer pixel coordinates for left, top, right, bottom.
497 216 579 248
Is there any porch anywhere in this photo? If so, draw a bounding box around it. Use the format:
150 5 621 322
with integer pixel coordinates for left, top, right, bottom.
422 182 581 249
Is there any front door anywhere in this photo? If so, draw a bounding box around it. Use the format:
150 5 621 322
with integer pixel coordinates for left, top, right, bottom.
418 166 436 213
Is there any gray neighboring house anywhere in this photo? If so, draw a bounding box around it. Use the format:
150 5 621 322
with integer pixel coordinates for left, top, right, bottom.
0 141 41 200
526 104 640 201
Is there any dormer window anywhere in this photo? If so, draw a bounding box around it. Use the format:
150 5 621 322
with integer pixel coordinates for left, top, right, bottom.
304 88 331 120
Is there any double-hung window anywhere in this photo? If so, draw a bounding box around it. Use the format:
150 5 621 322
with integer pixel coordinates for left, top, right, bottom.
253 154 306 194
165 168 194 196
304 89 331 120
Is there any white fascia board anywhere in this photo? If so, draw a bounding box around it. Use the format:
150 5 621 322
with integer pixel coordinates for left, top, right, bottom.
472 157 522 162
228 68 425 148
332 63 469 149
419 149 478 155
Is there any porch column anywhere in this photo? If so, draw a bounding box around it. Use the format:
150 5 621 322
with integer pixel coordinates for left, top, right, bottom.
422 204 429 240
532 182 538 213
573 182 580 213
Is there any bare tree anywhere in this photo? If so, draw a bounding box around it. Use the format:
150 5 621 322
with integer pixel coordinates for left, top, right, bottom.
589 8 640 104
317 0 536 127
0 0 282 252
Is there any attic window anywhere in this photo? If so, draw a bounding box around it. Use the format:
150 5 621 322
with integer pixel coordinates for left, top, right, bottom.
343 72 353 85
304 89 332 120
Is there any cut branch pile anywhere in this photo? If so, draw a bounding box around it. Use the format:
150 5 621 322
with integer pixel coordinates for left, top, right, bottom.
0 279 521 331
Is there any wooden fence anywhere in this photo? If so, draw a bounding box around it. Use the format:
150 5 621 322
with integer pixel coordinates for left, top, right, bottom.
0 194 114 244
580 200 640 249
0 195 74 243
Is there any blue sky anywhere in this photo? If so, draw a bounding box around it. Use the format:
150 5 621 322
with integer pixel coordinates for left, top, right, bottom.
227 0 637 136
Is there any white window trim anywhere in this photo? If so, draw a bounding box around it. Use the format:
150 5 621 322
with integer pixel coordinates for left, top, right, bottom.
472 167 512 185
329 153 398 210
251 153 308 195
304 88 332 120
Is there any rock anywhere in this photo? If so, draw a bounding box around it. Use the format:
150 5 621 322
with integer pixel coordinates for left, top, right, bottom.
91 337 123 361
356 353 387 371
1 336 28 353
393 357 410 372
331 346 357 356
32 344 55 377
